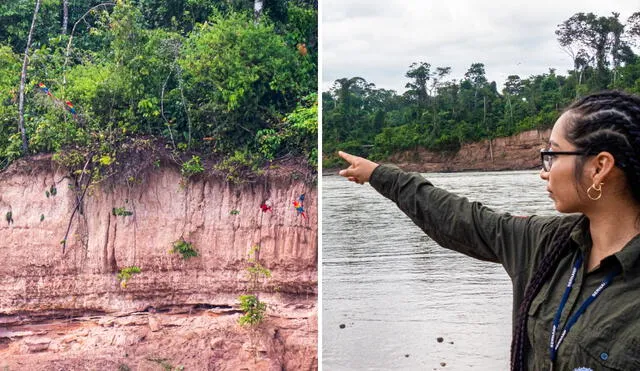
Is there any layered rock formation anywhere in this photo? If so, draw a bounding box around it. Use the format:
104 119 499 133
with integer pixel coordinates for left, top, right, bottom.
388 129 552 172
0 155 317 370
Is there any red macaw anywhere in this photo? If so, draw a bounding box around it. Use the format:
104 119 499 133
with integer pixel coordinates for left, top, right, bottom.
38 82 52 96
293 194 307 220
65 100 77 115
260 200 272 213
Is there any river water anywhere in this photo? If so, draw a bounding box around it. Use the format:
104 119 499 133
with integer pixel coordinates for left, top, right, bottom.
322 170 560 370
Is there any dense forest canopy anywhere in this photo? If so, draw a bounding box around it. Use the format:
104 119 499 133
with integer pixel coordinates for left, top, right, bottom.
0 0 317 182
323 11 640 169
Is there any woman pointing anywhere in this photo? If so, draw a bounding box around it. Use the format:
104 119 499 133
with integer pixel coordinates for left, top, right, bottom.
338 90 640 370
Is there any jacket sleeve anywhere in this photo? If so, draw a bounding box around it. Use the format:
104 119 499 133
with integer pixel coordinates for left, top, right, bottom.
369 164 561 279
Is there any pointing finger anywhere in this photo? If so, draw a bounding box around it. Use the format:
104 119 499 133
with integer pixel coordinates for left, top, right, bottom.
338 151 357 164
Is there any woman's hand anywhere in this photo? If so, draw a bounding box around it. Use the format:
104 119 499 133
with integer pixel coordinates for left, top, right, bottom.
338 151 379 184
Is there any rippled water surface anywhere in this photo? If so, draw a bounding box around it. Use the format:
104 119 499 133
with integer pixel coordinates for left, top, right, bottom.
322 170 559 370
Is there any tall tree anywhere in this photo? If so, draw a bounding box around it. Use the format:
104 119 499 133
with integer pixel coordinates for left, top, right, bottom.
404 61 430 108
556 12 630 89
627 12 640 45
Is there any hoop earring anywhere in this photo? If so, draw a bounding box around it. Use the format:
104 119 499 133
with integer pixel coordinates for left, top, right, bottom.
587 183 603 201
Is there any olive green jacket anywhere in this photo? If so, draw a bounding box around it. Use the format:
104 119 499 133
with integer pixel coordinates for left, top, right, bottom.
369 164 640 371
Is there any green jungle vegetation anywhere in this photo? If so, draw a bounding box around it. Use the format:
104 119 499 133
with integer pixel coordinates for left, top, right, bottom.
323 12 640 168
0 0 317 183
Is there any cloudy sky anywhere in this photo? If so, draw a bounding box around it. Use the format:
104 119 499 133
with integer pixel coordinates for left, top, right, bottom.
321 0 640 93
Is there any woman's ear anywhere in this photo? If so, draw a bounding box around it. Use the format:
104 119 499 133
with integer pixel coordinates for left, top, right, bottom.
590 151 615 184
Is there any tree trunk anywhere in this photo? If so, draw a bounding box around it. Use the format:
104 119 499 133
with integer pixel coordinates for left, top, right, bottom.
254 0 263 21
62 0 69 34
507 94 513 130
17 0 42 153
483 95 487 126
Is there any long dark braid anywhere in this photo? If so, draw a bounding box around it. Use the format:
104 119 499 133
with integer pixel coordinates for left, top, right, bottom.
510 217 582 370
510 91 640 370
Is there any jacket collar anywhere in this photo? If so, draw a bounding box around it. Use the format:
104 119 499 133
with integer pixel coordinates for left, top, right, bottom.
570 216 640 279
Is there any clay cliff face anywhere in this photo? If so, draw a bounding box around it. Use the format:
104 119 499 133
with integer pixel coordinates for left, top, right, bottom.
389 129 552 172
0 155 317 370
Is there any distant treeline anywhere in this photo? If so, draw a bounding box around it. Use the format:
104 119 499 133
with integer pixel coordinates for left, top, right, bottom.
323 11 640 168
0 0 317 177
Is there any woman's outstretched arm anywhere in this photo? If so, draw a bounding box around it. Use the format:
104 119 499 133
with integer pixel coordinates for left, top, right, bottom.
338 151 565 279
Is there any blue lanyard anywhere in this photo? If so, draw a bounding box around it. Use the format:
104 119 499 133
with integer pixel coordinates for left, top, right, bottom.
549 253 621 362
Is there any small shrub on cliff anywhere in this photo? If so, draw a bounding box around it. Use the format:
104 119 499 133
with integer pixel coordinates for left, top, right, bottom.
180 155 204 178
117 266 141 289
237 244 271 327
52 148 86 169
112 207 133 216
246 244 272 284
171 238 198 259
238 294 267 327
214 149 264 184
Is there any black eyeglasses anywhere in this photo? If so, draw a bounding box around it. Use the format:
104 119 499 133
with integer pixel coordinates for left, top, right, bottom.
540 149 585 172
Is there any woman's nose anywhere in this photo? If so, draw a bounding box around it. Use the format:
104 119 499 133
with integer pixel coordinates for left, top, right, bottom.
540 168 549 180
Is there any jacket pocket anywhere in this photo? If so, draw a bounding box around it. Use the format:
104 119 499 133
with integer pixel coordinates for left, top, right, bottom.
575 331 640 371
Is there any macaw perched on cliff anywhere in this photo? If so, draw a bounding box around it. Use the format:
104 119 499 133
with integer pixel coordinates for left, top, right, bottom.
293 194 307 220
260 200 272 213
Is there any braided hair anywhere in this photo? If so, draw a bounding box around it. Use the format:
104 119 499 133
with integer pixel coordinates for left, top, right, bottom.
565 91 640 204
510 90 640 370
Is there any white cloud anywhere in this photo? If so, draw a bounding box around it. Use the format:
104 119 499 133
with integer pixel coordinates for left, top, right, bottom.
322 0 640 93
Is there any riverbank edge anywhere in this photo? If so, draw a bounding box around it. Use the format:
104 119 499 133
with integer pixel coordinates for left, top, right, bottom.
323 128 551 175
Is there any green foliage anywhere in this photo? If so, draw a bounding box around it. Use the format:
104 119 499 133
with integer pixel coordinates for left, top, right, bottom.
0 43 21 169
215 148 264 183
256 128 282 160
112 207 133 217
179 11 313 150
170 238 198 259
254 93 317 166
238 294 267 327
117 266 141 288
52 149 86 169
180 155 204 178
229 209 240 215
246 263 273 281
0 1 317 175
322 11 640 167
237 244 271 327
5 211 13 225
40 214 44 222
246 244 272 281
281 94 318 166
